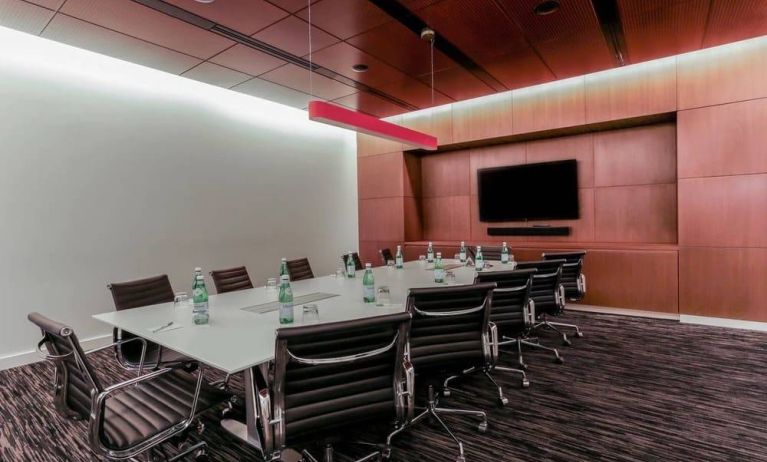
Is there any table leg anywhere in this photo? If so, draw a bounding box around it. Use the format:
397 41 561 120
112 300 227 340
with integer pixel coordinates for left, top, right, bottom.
221 364 269 455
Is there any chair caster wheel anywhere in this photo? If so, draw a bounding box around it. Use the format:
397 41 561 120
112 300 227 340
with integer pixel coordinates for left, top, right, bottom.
456 457 466 462
576 331 584 338
499 396 509 407
195 450 210 462
477 421 488 433
521 379 530 388
555 356 564 364
443 389 451 397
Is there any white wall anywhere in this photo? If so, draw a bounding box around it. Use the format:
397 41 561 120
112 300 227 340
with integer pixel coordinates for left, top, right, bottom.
0 27 358 368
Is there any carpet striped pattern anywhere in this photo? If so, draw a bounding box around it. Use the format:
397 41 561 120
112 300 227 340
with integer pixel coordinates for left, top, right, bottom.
1 311 766 461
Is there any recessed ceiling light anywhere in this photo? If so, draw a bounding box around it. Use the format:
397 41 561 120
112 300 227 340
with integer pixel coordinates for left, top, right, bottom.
351 64 369 73
194 0 216 3
534 0 560 15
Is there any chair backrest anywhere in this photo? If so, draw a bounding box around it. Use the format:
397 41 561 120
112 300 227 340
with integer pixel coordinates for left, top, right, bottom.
210 266 254 294
405 283 495 374
474 269 536 335
479 246 504 261
514 260 566 315
272 312 412 446
28 312 102 420
286 258 314 281
107 274 175 311
107 275 174 365
542 251 586 298
379 248 394 265
342 252 364 271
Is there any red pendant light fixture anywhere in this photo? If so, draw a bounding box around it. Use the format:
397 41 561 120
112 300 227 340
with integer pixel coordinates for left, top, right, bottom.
303 1 438 150
308 101 438 150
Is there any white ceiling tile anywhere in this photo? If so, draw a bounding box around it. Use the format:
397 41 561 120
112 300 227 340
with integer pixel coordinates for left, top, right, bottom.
232 77 314 109
181 61 251 88
0 0 54 35
60 0 233 59
42 14 201 75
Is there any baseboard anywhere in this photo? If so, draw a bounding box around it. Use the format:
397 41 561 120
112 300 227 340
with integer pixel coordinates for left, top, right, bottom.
568 303 680 320
679 315 767 332
0 334 112 372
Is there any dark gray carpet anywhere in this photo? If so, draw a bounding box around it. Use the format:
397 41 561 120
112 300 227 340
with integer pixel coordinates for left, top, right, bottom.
2 311 766 462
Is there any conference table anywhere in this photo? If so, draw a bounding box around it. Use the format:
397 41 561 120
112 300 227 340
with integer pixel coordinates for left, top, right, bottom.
93 259 509 454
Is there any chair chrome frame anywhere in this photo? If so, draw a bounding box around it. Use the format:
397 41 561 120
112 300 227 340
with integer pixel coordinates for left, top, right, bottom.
35 325 211 461
256 317 414 462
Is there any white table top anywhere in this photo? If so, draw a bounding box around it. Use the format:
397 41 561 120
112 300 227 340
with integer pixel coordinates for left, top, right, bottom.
93 260 510 374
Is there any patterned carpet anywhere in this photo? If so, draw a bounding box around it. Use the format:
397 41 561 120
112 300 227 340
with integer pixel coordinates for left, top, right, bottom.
2 311 766 462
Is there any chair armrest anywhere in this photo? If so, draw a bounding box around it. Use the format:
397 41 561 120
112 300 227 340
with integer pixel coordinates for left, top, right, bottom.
555 284 566 310
577 273 587 296
398 360 415 423
525 299 536 326
487 322 500 365
85 337 148 377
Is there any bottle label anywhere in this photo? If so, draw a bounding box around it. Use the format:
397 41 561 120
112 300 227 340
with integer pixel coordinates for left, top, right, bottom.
427 252 434 262
363 285 375 302
475 260 484 270
459 251 466 262
434 269 445 283
193 301 208 312
395 256 403 268
501 253 509 263
280 303 294 323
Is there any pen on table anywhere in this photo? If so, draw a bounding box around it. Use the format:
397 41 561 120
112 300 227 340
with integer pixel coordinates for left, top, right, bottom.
152 321 174 333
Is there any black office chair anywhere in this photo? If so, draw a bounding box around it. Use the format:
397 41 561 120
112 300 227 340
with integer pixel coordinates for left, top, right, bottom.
478 246 504 261
402 283 496 462
28 312 232 461
543 251 587 301
515 259 580 355
286 257 315 281
255 312 413 462
342 252 364 271
210 266 254 294
107 275 192 370
379 248 394 265
474 268 537 380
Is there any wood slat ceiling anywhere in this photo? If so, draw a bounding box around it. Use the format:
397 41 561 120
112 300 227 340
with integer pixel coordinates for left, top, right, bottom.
1 0 766 117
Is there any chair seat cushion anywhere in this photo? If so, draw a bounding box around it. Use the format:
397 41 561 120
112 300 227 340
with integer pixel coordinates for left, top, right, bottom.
102 369 230 451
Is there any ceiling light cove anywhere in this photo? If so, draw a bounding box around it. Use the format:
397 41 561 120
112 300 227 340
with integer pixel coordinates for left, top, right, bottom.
534 0 560 16
351 64 369 73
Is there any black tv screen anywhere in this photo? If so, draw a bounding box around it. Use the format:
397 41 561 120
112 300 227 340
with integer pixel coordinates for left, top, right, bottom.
478 159 579 222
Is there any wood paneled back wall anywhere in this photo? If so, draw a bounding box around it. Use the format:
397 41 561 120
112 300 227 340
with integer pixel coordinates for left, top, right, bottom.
357 36 767 322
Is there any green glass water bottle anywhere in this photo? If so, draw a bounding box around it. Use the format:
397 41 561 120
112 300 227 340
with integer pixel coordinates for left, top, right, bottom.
501 242 510 264
346 252 356 278
459 241 467 263
395 245 404 269
363 263 376 303
434 252 445 283
475 246 484 271
192 274 209 325
279 257 289 281
426 242 434 262
278 275 294 324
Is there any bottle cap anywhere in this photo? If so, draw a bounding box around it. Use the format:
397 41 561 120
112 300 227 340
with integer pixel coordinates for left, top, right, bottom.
281 257 287 262
436 252 442 257
461 241 465 245
194 267 202 272
365 263 372 268
477 246 482 249
503 242 507 246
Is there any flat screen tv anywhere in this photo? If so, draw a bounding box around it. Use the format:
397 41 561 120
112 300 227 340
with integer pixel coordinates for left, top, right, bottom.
478 159 579 222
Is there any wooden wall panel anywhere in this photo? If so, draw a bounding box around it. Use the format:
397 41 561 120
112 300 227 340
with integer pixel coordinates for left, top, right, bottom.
595 184 677 243
358 197 404 242
678 174 767 248
468 143 526 195
678 99 767 178
585 57 677 123
677 37 767 110
580 249 679 313
452 91 513 143
403 152 422 198
680 247 767 321
512 77 586 134
357 152 404 199
594 124 677 187
422 196 471 241
525 133 595 188
400 105 454 145
421 151 471 197
470 188 596 243
403 196 423 242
